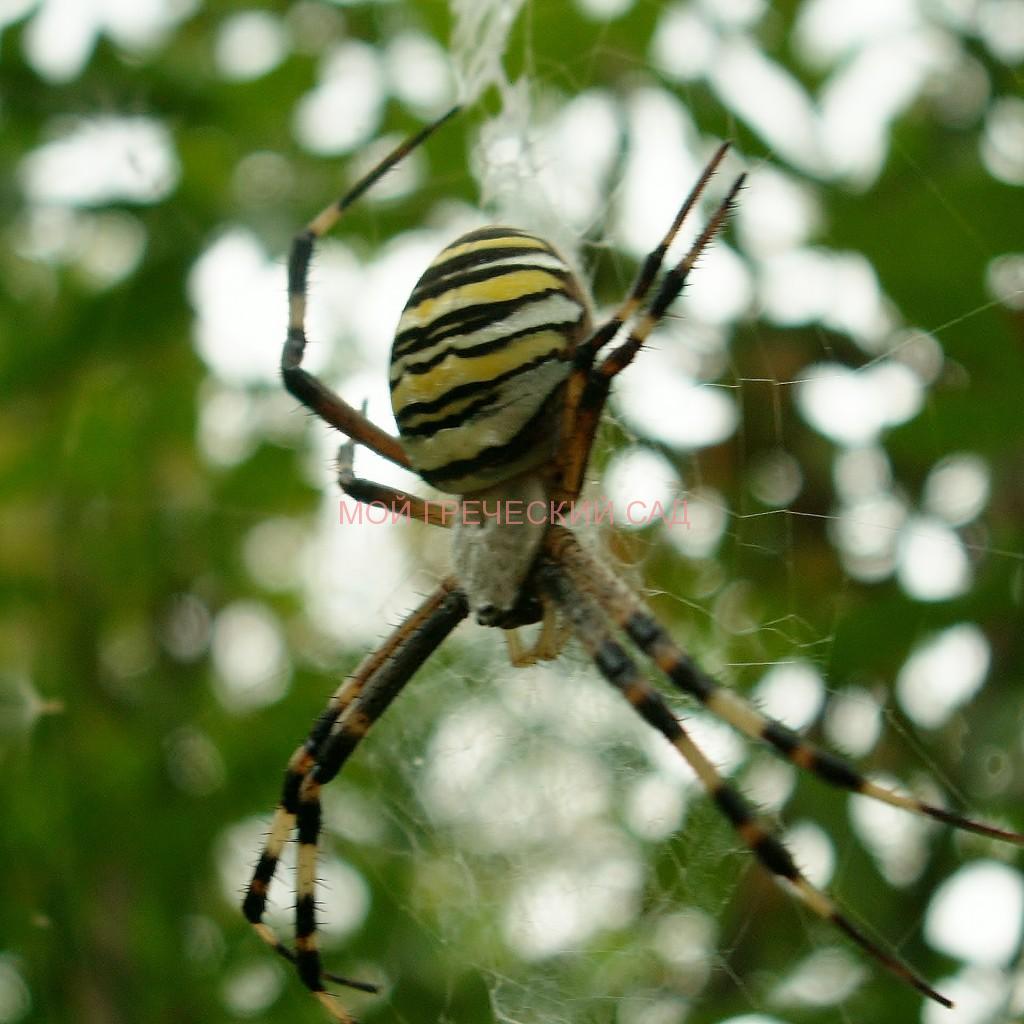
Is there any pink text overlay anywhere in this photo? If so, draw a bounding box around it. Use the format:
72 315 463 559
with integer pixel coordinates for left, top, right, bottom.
339 498 692 528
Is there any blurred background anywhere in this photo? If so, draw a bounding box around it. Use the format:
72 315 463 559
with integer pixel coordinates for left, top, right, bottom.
2 1 1024 1023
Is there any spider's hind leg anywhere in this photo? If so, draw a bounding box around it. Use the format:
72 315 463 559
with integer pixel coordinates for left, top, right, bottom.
547 525 1024 847
281 581 468 1020
536 550 952 1008
243 581 468 1020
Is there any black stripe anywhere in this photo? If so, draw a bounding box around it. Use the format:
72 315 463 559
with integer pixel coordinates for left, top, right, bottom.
415 243 558 290
624 611 663 648
762 722 863 791
295 894 316 938
419 388 561 488
242 886 267 922
310 731 359 784
667 659 717 703
398 393 497 438
393 287 575 354
394 317 578 380
397 348 563 422
650 263 689 320
809 748 863 791
394 291 579 361
296 949 322 992
306 705 341 755
288 229 314 296
251 851 277 885
631 689 683 739
281 768 303 814
242 851 277 922
593 643 682 739
408 259 568 306
296 803 321 846
753 834 799 879
595 640 634 688
762 720 801 757
714 785 752 827
623 611 717 703
449 226 534 244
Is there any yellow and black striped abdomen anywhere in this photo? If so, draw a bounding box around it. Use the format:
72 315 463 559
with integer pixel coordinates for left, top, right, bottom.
390 227 591 494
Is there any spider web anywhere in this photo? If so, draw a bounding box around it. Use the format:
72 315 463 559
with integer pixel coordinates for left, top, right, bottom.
336 5 1023 1024
199 4 1024 1024
6 2 1024 1024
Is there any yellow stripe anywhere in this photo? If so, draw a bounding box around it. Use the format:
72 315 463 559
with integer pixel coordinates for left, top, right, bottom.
264 807 293 859
792 876 835 919
297 842 318 898
399 269 567 333
399 391 487 429
391 330 565 410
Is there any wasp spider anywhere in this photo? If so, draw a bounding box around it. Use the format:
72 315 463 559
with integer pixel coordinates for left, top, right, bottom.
243 107 1024 1021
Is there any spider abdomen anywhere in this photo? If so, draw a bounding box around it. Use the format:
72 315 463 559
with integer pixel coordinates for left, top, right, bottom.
389 226 591 494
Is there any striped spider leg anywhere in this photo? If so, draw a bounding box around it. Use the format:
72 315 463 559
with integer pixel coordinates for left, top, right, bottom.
281 106 461 472
537 526 1024 1005
534 550 958 1006
242 580 468 1023
555 147 745 503
549 525 1024 847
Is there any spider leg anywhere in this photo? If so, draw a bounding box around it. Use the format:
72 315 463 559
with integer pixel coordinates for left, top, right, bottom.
595 170 745 382
547 525 1024 846
283 107 460 470
536 553 953 1008
243 579 468 1012
290 581 469 1021
573 142 732 371
337 438 450 527
556 165 745 501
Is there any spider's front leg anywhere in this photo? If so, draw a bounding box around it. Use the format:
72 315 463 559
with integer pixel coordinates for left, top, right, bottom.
554 158 745 502
281 107 459 471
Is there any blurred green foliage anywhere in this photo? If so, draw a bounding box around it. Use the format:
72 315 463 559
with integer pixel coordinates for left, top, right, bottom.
2 3 1023 1024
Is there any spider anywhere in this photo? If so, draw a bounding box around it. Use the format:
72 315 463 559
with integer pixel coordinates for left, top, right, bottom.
242 106 1024 1022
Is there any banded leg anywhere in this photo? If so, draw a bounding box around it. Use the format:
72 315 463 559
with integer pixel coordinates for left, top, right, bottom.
595 171 745 381
337 439 449 527
547 526 1024 847
575 142 732 369
243 668 374 989
291 583 469 1021
242 580 468 1001
557 164 746 501
536 556 952 1007
283 107 460 470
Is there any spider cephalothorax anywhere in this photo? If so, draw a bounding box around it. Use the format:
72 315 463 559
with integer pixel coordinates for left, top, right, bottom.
243 107 1024 1023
